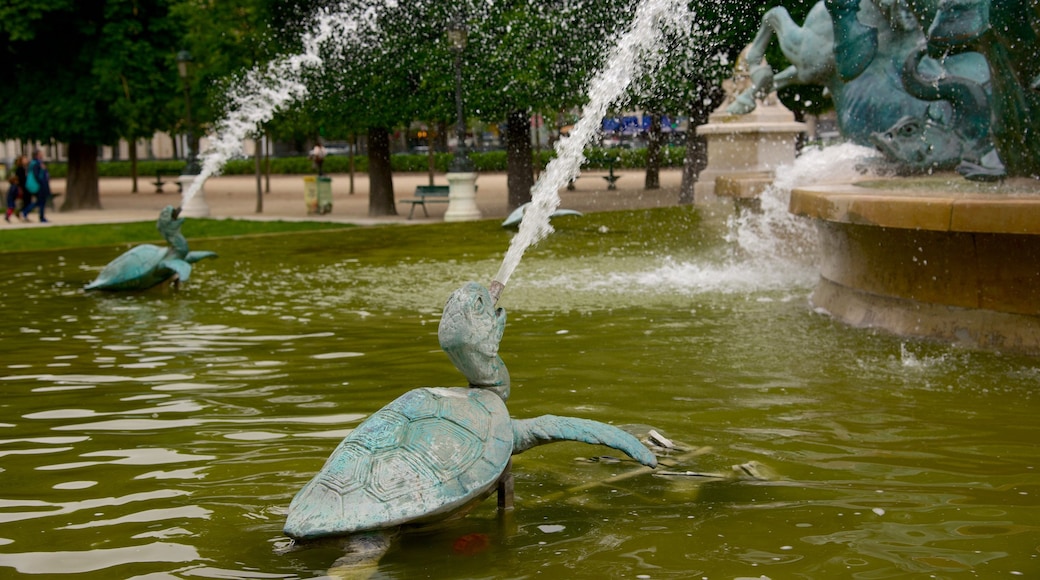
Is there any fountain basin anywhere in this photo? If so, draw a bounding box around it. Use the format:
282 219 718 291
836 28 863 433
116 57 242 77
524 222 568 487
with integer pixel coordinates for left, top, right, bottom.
790 177 1040 353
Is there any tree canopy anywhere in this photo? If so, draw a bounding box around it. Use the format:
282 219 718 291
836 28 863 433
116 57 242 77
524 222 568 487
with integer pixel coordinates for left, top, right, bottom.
1 0 776 211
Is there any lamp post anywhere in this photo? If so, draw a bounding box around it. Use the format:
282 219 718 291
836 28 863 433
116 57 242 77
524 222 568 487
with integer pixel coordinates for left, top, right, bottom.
447 17 474 173
176 51 200 175
176 50 209 216
443 13 481 221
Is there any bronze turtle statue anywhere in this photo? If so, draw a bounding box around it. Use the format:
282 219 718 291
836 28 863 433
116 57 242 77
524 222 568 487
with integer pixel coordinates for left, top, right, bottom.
283 281 657 540
85 205 217 291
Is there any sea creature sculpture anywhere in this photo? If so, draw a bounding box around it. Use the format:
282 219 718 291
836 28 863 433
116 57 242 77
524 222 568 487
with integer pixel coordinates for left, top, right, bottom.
725 1 839 117
919 0 1040 178
501 202 583 228
85 205 217 291
873 40 1000 177
869 114 969 174
727 0 995 173
283 282 657 540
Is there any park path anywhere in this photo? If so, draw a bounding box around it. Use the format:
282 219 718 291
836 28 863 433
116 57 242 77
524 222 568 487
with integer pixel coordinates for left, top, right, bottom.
4 168 686 228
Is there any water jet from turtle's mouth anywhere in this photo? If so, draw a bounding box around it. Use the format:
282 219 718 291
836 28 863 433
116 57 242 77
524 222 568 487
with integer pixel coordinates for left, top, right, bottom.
488 280 505 304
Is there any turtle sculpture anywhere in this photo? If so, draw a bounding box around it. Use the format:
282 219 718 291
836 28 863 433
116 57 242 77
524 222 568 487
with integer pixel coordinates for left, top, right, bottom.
85 205 217 291
283 281 658 540
501 202 583 229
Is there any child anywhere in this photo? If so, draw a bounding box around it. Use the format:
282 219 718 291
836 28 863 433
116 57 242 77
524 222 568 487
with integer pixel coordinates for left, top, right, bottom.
4 155 26 223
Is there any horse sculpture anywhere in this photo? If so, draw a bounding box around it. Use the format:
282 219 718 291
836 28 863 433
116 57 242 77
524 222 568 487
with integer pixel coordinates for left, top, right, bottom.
727 0 995 175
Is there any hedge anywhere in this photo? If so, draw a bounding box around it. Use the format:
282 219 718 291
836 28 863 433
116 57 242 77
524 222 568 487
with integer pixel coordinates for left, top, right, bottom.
43 145 687 178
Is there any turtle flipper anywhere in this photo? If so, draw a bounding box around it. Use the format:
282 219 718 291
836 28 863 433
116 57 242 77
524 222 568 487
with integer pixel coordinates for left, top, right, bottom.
161 259 193 283
185 250 218 263
511 415 657 468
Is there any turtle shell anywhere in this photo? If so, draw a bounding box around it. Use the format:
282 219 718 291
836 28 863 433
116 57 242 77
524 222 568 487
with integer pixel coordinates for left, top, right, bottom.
283 387 513 540
85 244 171 290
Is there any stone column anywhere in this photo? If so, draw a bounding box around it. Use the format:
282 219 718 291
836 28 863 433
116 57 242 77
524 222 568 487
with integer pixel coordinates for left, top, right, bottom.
694 97 806 206
444 171 480 221
178 175 210 217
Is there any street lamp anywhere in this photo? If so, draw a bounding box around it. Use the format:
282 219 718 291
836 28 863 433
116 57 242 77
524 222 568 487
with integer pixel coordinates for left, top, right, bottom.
442 13 481 221
176 50 209 216
177 50 200 175
447 15 474 173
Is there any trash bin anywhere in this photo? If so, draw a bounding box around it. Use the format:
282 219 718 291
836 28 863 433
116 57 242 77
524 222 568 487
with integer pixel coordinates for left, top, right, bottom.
316 176 332 214
304 176 333 214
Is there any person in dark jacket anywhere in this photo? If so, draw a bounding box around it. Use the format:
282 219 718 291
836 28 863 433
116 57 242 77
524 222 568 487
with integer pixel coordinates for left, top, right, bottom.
21 150 51 223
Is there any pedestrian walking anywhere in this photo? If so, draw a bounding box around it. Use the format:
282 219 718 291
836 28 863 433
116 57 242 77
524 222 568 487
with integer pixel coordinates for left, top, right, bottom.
5 155 28 222
311 142 326 176
21 150 51 223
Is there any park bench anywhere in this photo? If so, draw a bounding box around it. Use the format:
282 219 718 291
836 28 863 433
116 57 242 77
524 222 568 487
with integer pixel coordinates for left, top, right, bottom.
566 156 622 191
152 169 184 194
402 185 450 219
153 169 169 193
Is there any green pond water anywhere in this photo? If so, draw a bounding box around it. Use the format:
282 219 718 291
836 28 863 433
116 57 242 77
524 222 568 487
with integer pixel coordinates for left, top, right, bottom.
0 206 1038 579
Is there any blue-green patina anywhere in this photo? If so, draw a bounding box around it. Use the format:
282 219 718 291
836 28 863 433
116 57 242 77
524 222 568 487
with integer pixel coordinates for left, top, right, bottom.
283 282 657 540
917 0 1040 179
84 205 217 291
728 0 999 177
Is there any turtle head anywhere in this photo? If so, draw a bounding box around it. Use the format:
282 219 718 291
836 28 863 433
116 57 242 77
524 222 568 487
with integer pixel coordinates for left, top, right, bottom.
156 205 189 254
157 205 185 232
438 282 510 399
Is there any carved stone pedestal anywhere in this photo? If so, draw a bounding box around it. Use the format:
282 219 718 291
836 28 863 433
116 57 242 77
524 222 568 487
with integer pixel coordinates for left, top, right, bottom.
694 98 805 205
444 171 481 222
178 175 210 218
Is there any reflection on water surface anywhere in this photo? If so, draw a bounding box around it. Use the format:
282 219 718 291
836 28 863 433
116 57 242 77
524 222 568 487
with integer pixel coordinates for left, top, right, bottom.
0 208 1037 578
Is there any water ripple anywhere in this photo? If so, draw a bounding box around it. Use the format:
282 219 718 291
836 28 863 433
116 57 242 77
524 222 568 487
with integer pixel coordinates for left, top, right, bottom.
0 541 200 574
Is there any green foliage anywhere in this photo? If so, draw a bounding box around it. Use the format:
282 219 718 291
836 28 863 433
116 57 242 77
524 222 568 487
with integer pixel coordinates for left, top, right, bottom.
79 145 686 178
583 146 687 169
3 0 775 194
169 0 292 138
0 0 181 145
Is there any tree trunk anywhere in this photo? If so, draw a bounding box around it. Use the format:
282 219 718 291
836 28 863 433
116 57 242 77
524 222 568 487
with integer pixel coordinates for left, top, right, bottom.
427 124 435 186
679 93 719 204
349 133 356 195
264 132 271 193
130 142 139 194
505 109 534 211
62 142 102 211
368 127 397 216
435 121 449 152
255 138 263 213
644 112 662 190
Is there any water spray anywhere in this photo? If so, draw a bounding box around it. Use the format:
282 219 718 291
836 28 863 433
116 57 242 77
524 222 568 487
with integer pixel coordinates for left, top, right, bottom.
485 0 692 302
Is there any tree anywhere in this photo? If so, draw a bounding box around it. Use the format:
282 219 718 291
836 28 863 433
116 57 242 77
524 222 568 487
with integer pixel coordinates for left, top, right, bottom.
467 0 636 210
611 0 758 201
0 0 182 210
278 0 456 216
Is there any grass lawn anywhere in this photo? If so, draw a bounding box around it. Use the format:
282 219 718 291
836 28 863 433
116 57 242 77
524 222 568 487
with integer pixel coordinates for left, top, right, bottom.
1 219 356 253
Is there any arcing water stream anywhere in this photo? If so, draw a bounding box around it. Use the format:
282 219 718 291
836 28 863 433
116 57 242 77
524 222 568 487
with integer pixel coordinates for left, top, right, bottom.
180 2 391 207
491 0 698 293
182 0 734 301
4 4 1035 577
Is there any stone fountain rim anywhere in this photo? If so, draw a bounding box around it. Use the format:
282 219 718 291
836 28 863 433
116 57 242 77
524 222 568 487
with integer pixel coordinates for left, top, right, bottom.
790 175 1040 235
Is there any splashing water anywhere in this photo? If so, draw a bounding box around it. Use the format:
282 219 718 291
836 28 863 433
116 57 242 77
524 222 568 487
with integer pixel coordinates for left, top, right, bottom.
491 0 698 293
180 4 390 208
726 142 882 266
180 0 866 303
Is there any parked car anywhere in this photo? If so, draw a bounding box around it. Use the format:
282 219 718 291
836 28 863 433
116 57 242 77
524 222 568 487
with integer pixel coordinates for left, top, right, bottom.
323 142 354 156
